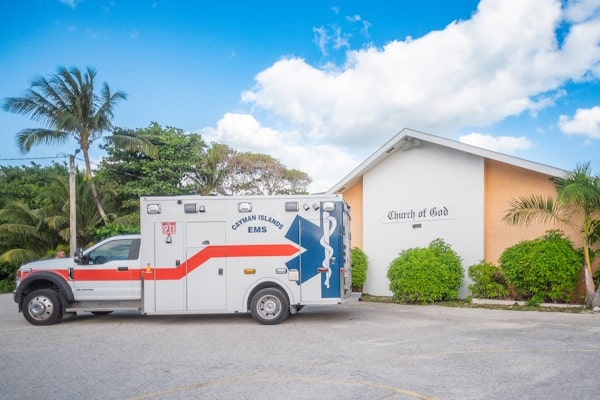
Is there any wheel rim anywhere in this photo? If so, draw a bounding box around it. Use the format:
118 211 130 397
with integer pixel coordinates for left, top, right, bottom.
257 295 281 320
28 295 54 321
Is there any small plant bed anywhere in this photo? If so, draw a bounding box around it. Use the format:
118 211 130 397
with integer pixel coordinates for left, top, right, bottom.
361 295 586 313
441 299 585 313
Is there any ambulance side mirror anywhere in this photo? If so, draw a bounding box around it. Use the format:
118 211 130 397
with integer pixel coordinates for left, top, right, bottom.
74 248 85 265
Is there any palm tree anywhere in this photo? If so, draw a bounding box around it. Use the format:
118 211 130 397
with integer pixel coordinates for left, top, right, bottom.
503 162 600 307
2 66 156 223
41 170 114 247
0 201 58 266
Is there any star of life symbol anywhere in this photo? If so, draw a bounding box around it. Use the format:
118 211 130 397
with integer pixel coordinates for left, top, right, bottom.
320 211 336 288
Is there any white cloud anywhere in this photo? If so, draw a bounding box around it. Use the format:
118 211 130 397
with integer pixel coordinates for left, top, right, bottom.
564 0 600 23
558 106 600 138
346 15 362 23
459 132 533 154
200 113 361 193
313 26 329 56
346 14 371 37
209 0 600 191
243 0 599 146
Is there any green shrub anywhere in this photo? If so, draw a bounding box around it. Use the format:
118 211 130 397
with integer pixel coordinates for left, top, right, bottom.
468 261 510 299
0 277 15 293
387 238 463 304
0 261 16 293
351 247 368 290
499 230 581 303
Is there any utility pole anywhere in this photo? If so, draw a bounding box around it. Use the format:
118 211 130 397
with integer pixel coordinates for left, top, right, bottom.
69 150 79 257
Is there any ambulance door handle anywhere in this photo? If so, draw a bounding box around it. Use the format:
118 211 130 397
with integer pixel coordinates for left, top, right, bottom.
202 240 210 245
118 266 128 271
218 268 223 276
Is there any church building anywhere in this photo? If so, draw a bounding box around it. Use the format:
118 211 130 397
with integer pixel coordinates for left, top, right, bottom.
328 128 578 296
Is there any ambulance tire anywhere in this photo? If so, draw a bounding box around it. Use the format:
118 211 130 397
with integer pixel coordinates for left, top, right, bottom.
250 287 290 325
23 289 63 326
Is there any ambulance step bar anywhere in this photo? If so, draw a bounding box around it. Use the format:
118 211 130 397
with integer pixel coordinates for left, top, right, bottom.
65 300 142 313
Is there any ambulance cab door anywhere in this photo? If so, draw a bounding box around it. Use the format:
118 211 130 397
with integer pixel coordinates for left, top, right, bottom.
73 237 140 300
185 221 227 311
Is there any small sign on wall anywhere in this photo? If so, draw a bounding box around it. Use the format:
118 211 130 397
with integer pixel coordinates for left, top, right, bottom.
384 205 454 224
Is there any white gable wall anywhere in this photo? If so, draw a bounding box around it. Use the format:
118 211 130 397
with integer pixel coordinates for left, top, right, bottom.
362 141 484 297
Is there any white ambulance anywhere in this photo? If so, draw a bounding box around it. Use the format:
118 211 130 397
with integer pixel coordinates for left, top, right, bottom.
13 194 352 325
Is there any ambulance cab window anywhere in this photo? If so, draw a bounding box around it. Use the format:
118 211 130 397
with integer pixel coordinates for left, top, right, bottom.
87 239 139 265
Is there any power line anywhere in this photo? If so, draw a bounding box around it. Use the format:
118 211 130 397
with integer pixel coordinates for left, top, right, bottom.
0 155 146 180
0 155 68 161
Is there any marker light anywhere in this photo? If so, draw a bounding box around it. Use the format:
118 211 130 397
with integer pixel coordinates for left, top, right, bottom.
184 203 197 213
323 202 335 211
147 204 161 214
285 202 299 212
238 202 252 213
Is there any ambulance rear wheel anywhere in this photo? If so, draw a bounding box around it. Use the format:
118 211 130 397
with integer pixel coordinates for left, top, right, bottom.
23 289 63 326
250 288 289 325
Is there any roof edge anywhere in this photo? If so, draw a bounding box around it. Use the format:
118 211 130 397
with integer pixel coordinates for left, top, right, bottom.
327 128 567 194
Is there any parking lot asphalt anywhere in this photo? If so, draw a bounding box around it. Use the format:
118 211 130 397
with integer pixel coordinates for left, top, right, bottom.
1 293 600 400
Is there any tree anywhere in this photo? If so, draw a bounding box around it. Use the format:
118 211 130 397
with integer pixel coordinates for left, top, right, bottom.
0 163 68 209
97 123 313 221
0 164 118 291
97 123 207 226
0 163 71 277
2 66 155 224
39 170 114 247
224 152 311 195
197 143 235 195
503 162 600 307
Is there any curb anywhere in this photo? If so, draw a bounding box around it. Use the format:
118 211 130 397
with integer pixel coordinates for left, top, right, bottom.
471 298 584 309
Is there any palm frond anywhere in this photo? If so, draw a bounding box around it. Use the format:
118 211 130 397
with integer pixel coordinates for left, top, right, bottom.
3 89 61 128
16 128 69 153
503 194 569 227
0 223 39 237
0 248 44 266
37 72 70 112
106 133 158 158
555 162 600 209
92 83 127 135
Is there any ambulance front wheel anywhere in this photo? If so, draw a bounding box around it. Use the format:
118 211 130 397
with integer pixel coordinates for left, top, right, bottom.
250 288 290 325
22 289 63 326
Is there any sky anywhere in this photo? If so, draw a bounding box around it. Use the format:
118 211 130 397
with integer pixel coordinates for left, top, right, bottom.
1 0 600 193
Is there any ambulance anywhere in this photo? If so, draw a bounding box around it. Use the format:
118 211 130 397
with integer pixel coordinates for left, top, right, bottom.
13 194 352 325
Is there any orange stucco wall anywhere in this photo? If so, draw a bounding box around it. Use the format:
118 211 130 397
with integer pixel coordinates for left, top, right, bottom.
483 159 582 263
342 179 364 249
